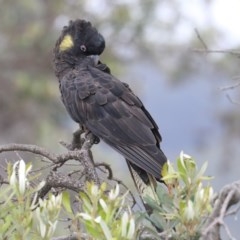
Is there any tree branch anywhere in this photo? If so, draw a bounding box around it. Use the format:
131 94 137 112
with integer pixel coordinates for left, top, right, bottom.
52 232 83 240
201 180 240 240
0 143 58 163
0 132 100 200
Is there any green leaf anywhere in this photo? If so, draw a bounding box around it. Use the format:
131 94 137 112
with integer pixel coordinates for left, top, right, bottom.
177 157 188 184
84 220 103 238
195 161 208 180
79 192 93 213
62 191 72 214
149 211 165 230
144 196 162 212
161 162 169 178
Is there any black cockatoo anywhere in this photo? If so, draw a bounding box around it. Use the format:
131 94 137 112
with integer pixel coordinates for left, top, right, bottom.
53 19 167 196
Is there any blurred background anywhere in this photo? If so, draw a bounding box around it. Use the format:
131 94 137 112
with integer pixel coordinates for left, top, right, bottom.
0 0 240 236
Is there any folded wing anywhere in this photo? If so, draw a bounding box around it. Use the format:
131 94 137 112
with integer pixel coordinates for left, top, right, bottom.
60 65 167 180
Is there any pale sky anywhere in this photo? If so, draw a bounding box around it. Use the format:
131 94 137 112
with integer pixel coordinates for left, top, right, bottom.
211 0 240 46
180 0 240 47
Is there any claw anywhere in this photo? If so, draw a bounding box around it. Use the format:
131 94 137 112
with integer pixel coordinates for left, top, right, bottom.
70 127 84 150
85 130 100 145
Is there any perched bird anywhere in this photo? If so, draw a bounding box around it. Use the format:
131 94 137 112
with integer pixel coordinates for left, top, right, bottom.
53 19 167 197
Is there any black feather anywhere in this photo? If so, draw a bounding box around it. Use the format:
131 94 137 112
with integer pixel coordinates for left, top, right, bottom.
53 19 167 185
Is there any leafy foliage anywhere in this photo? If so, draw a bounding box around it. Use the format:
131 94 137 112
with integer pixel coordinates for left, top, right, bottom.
144 151 213 239
0 153 214 239
63 182 136 240
0 160 62 240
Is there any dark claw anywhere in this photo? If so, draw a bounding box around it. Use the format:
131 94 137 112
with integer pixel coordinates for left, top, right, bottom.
92 135 100 144
71 128 84 150
85 130 100 145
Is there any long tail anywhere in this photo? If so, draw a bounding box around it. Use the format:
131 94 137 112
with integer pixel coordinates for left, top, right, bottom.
126 160 159 213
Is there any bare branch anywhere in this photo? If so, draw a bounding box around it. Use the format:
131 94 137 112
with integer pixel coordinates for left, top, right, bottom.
0 131 101 204
201 180 240 240
225 93 240 106
194 28 208 50
0 143 58 163
193 48 240 56
0 134 100 185
0 174 8 186
36 170 86 201
52 232 86 240
219 81 240 91
193 30 240 107
193 29 240 56
78 134 100 185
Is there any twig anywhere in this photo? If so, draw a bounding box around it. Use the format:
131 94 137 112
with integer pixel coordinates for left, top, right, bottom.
0 174 8 186
201 180 240 239
35 169 85 201
52 232 86 240
95 162 136 207
95 162 113 179
193 48 240 56
78 133 100 185
194 28 208 50
0 144 58 163
0 142 99 171
225 93 240 106
219 81 240 91
0 132 100 201
46 171 84 192
226 204 240 217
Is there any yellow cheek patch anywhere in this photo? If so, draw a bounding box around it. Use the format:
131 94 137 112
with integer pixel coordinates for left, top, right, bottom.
59 34 74 51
